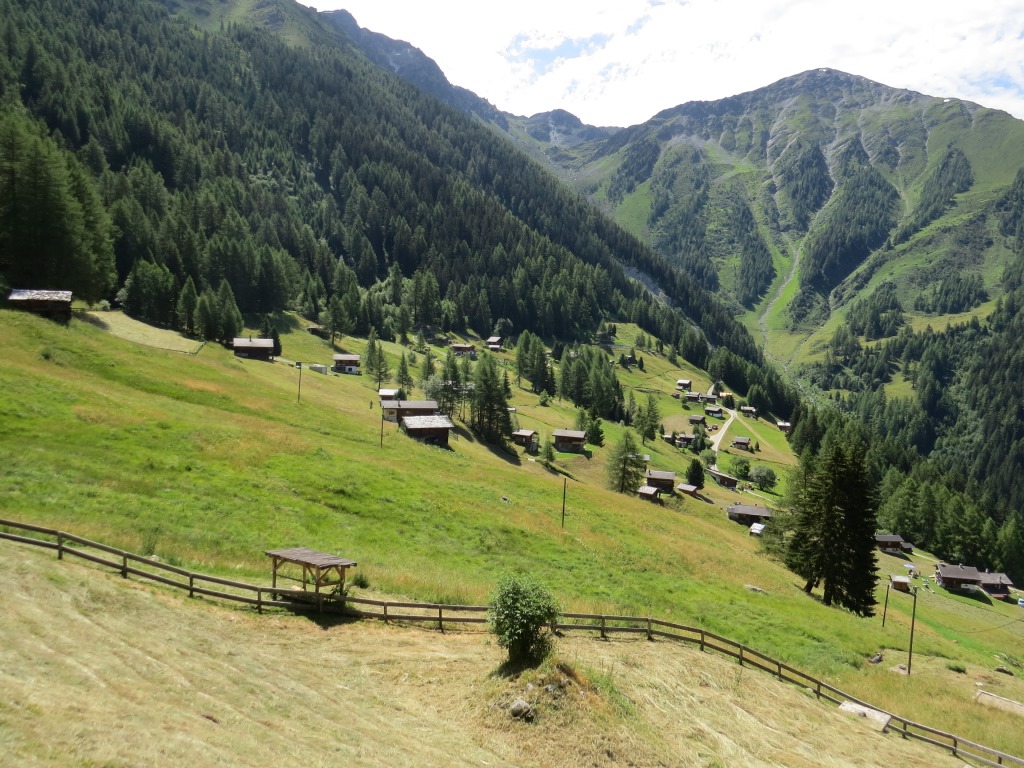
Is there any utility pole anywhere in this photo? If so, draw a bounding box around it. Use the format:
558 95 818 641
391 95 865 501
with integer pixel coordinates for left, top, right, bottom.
908 586 919 675
881 582 891 627
296 361 302 403
561 477 567 529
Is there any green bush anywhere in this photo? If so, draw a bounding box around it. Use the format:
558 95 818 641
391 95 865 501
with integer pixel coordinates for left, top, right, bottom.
350 572 370 589
488 573 560 664
946 662 966 674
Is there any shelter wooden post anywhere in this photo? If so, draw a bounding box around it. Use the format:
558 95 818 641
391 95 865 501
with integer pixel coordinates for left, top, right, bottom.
265 547 357 611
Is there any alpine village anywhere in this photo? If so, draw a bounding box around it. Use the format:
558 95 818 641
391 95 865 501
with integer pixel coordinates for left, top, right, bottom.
4 1 1024 766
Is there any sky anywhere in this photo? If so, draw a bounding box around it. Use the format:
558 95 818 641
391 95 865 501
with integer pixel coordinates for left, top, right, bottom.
306 0 1024 128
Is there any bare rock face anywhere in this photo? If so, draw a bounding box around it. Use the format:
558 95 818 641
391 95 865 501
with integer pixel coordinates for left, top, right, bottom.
509 697 533 720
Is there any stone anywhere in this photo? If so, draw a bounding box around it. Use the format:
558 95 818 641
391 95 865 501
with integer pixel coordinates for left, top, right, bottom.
995 666 1015 676
509 698 533 719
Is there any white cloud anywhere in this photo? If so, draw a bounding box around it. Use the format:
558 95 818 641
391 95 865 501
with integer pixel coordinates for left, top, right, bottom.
308 0 1024 126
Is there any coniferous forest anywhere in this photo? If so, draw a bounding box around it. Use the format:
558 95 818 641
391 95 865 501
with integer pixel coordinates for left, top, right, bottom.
0 0 790 407
3 0 1024 587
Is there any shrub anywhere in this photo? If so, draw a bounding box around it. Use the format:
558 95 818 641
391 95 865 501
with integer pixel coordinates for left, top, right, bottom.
488 573 560 664
351 572 370 589
947 662 967 674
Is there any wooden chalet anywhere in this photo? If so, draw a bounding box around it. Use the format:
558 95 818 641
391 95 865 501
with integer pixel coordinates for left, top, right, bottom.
265 546 357 612
704 395 718 405
552 429 586 452
889 574 912 593
685 392 703 402
7 289 72 322
731 436 752 450
740 406 758 417
675 433 696 448
704 405 723 417
451 342 476 357
232 337 274 360
676 379 692 391
400 414 455 446
380 399 438 423
978 571 1015 600
727 504 775 526
645 469 676 492
875 533 906 554
676 483 698 497
331 353 361 374
777 421 792 433
934 563 983 591
688 414 707 426
706 468 738 489
900 541 914 555
485 335 503 349
637 485 661 502
512 428 538 447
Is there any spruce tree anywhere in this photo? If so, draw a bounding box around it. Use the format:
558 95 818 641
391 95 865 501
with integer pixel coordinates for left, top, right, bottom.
607 429 646 494
396 352 414 397
177 277 198 335
470 352 511 444
785 437 879 616
686 458 705 489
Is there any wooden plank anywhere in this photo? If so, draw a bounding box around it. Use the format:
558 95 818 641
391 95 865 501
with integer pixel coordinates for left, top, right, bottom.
0 518 59 536
60 546 122 570
0 531 59 550
193 573 263 592
60 533 128 558
123 566 189 590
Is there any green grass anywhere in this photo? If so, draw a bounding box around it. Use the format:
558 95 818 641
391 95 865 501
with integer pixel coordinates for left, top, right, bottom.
3 309 1024 756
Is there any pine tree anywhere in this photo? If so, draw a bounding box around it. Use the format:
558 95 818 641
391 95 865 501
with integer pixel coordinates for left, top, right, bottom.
585 417 604 447
470 352 511 444
396 352 414 397
785 436 879 616
685 458 705 489
607 429 646 494
177 276 198 335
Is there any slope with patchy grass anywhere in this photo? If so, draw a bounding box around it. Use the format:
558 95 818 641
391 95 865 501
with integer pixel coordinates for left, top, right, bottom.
2 309 1024 757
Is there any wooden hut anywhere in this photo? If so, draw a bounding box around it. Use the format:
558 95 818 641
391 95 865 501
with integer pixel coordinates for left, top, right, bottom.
400 414 455 446
7 289 73 322
232 337 274 360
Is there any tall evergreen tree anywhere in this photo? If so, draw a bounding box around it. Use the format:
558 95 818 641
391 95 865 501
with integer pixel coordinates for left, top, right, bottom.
396 351 414 397
607 429 646 494
470 351 511 444
785 436 879 616
176 276 198 335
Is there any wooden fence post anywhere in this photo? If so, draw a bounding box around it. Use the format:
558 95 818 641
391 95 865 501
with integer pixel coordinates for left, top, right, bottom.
700 629 705 652
646 617 652 641
257 589 263 615
121 553 128 579
189 575 194 598
739 646 744 667
383 603 389 623
438 606 444 633
57 533 64 560
600 615 606 639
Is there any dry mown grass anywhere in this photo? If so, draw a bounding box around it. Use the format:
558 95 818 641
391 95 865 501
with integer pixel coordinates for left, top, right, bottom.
0 540 967 768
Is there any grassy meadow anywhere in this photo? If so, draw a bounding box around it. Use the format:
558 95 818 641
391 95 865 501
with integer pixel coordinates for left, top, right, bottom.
2 308 1024 757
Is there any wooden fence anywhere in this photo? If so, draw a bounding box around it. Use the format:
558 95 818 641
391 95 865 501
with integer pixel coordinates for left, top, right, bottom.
1 517 1021 768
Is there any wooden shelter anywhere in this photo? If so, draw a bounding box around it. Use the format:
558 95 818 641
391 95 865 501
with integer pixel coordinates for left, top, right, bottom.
512 428 538 447
637 485 661 502
7 289 72 322
645 469 676 492
233 337 274 360
400 414 455 446
553 429 586 452
706 468 738 488
265 547 357 611
731 436 752 450
727 504 775 526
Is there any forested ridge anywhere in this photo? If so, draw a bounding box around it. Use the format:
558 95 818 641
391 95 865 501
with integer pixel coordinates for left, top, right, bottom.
788 168 1024 585
0 0 799 415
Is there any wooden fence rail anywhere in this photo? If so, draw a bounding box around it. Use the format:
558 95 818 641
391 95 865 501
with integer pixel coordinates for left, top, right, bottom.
0 518 1020 768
